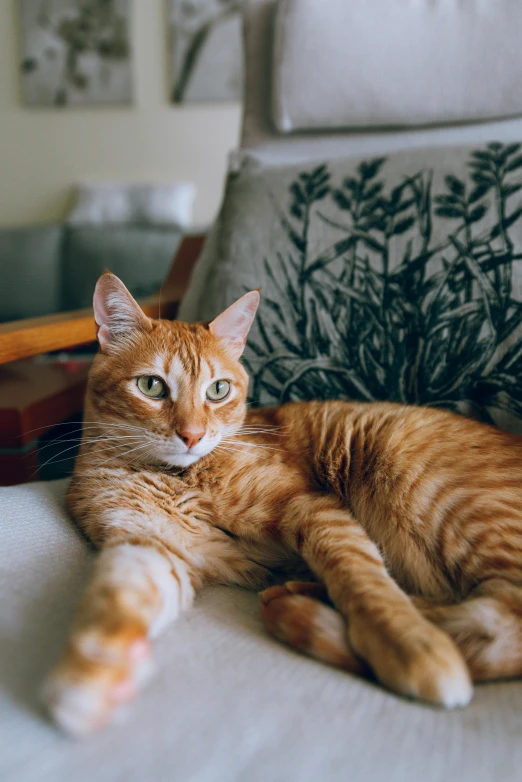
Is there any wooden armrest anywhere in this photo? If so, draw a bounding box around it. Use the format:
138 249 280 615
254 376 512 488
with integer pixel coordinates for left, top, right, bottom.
0 233 206 365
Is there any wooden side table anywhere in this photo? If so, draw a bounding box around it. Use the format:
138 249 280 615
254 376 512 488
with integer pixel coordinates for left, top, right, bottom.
0 359 91 485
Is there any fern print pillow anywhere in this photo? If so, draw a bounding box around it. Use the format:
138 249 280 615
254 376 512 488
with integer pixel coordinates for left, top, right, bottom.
190 143 522 434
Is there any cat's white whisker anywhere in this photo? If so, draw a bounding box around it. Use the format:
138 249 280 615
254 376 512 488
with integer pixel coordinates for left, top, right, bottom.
34 441 106 477
214 445 243 454
237 430 290 437
239 424 290 431
19 421 148 439
238 429 288 434
87 442 155 472
214 442 252 454
36 435 145 454
32 439 146 477
222 439 284 452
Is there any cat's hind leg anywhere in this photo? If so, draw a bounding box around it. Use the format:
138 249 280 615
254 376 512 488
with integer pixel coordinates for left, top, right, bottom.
279 496 472 708
262 577 522 687
261 579 522 686
413 579 522 682
260 582 365 675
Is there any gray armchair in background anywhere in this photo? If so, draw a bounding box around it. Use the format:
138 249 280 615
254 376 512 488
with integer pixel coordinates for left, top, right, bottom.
0 223 182 322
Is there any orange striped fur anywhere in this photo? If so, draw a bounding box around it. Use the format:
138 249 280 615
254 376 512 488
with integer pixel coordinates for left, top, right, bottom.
44 273 522 735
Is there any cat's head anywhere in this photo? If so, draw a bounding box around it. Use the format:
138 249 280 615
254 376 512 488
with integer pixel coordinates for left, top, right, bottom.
85 272 259 468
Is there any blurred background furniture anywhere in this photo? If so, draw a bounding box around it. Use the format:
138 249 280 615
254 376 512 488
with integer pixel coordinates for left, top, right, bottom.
0 357 90 486
0 222 183 322
0 233 206 485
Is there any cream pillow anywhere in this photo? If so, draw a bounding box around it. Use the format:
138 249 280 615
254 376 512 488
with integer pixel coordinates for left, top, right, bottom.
67 182 196 227
273 0 522 132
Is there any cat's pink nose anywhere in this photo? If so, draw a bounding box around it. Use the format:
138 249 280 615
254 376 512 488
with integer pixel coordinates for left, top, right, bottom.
178 427 206 449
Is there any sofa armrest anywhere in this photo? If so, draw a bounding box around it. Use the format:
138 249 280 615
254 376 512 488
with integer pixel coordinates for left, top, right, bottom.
0 233 207 365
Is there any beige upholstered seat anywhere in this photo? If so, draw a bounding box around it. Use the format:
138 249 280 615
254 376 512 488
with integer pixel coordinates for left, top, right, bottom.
2 479 522 781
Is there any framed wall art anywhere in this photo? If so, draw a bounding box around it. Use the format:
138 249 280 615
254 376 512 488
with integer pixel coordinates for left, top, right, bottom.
168 0 244 103
19 0 133 107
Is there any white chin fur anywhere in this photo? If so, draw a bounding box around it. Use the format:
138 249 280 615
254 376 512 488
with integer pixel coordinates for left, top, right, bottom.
166 452 204 468
154 434 221 469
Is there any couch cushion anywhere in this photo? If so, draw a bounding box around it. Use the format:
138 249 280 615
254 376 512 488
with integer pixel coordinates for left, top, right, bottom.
3 479 522 780
61 225 181 310
272 0 522 132
0 225 63 321
241 0 522 167
180 142 522 433
2 479 522 781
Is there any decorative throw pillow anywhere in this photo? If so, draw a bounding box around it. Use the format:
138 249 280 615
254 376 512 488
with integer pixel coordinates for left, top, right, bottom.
182 143 522 434
67 182 196 228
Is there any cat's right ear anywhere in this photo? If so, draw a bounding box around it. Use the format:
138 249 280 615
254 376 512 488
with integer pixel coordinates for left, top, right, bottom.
93 272 152 353
209 290 260 359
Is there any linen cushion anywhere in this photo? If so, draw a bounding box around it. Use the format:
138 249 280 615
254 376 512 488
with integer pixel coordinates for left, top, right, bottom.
2 478 522 781
273 0 522 132
180 141 522 433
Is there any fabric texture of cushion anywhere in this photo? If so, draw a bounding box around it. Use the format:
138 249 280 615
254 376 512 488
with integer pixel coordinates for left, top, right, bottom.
272 0 522 132
0 225 63 322
2 478 522 781
180 141 522 434
240 0 522 168
67 182 196 228
61 224 181 310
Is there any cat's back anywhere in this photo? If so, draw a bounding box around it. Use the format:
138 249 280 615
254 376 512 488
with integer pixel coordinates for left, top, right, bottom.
268 400 522 597
354 401 522 473
264 398 522 454
254 399 522 495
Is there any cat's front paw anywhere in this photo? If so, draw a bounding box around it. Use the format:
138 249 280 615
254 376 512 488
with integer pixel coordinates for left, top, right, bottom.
41 625 153 737
350 618 473 709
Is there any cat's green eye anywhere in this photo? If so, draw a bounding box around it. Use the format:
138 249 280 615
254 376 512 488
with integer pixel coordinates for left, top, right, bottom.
137 375 168 399
206 379 231 402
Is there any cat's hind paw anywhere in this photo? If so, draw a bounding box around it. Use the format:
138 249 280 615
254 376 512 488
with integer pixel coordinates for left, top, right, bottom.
260 582 365 675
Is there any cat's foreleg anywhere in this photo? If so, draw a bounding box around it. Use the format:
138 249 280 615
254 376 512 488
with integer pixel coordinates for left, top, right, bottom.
280 495 473 708
42 540 196 737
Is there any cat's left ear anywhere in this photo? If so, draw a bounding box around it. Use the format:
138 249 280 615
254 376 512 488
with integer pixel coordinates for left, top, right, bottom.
93 272 152 353
209 290 260 359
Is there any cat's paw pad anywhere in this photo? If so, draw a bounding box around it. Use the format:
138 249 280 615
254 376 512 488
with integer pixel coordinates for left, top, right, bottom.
41 634 153 737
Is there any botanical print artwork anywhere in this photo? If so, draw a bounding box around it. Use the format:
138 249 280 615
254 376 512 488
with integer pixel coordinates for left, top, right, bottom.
243 143 522 433
169 0 243 103
19 0 132 107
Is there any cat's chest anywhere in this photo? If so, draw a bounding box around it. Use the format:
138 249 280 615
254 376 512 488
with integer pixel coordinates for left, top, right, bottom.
183 454 310 538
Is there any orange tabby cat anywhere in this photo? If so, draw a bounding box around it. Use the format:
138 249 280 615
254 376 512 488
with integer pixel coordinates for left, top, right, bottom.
43 272 522 736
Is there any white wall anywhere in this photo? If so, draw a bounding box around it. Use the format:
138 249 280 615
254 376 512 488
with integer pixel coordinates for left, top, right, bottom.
0 0 242 227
